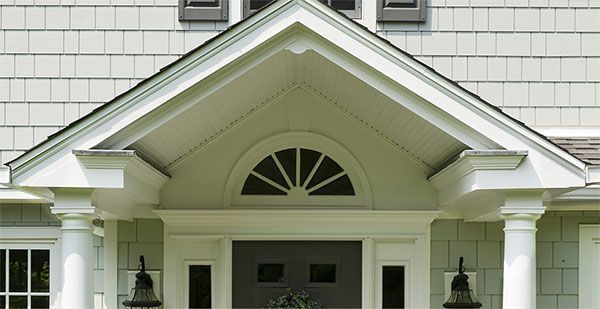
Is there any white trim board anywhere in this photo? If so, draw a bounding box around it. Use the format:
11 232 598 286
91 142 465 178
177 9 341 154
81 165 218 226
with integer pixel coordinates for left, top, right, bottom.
159 209 436 309
579 224 600 309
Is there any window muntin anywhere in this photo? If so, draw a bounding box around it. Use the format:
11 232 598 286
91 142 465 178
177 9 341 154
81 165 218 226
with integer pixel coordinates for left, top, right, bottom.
243 0 362 19
0 249 50 309
241 148 355 197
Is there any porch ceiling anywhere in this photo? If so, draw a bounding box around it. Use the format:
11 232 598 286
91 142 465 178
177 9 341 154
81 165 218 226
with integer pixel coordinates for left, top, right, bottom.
128 50 467 173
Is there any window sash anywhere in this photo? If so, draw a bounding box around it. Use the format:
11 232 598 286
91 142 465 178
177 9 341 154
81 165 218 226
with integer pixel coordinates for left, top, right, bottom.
0 246 53 309
243 0 362 19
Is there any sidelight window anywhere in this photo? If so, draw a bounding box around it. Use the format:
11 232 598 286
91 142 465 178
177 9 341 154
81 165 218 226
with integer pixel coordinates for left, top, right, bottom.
382 265 405 309
186 261 214 309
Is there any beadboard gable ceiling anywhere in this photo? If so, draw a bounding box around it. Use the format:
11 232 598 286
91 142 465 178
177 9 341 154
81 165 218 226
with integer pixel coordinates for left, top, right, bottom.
129 49 467 173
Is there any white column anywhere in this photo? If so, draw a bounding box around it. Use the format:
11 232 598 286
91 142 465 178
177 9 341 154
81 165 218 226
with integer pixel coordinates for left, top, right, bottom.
103 220 118 309
500 193 544 309
51 189 96 309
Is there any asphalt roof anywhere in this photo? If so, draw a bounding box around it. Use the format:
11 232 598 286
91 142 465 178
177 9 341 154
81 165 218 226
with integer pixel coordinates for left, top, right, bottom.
549 137 600 165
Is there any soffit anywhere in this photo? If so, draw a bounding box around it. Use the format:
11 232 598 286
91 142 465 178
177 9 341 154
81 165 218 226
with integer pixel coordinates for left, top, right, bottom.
130 50 467 173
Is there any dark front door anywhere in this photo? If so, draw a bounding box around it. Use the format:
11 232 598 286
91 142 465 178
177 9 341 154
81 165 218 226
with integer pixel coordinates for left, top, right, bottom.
232 241 362 308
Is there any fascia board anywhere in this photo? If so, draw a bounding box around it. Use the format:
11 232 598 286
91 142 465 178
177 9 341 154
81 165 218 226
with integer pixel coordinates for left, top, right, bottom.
586 166 600 184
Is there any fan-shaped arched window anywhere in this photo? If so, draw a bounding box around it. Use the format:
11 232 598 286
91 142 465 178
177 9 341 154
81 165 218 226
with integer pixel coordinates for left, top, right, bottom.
241 148 355 196
224 132 372 209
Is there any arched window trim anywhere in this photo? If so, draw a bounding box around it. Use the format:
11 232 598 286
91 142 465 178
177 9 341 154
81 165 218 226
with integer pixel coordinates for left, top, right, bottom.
224 132 372 209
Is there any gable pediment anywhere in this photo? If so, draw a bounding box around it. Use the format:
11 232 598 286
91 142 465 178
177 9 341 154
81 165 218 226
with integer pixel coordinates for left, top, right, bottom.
5 0 587 193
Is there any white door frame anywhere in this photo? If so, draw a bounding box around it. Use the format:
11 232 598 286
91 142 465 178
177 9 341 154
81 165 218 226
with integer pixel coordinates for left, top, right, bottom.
579 224 600 309
157 209 438 309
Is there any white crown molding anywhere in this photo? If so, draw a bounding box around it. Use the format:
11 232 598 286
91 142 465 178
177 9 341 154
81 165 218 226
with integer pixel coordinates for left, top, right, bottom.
155 209 440 229
429 150 528 189
74 149 170 190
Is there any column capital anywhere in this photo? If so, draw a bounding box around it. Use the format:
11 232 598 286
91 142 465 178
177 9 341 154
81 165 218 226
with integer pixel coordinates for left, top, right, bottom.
499 206 545 218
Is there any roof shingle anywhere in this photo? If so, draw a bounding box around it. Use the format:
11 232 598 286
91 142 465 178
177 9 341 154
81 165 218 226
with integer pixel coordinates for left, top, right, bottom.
549 137 600 165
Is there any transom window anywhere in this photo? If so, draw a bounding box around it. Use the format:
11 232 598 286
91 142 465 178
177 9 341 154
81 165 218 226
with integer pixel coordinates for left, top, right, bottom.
242 148 355 197
0 249 50 309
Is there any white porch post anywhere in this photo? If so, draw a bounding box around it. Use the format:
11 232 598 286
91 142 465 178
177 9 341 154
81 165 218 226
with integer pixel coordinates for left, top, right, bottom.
51 189 96 309
500 192 544 309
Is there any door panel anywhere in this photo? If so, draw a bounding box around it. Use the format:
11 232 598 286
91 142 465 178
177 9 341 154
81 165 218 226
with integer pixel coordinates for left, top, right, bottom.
232 241 362 308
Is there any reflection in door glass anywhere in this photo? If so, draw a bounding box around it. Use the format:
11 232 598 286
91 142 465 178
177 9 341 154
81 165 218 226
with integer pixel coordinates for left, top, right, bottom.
257 263 285 283
189 265 211 309
309 264 336 283
382 266 405 309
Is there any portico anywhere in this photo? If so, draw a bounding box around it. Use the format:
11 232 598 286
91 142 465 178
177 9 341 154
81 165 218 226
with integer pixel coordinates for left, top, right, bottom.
0 1 593 308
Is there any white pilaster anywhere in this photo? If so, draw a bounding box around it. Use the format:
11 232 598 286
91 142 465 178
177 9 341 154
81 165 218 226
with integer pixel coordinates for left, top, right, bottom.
103 220 118 309
500 192 544 309
51 189 96 309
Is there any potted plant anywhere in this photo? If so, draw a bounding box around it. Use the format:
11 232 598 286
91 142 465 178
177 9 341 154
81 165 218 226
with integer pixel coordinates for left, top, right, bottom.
265 289 322 309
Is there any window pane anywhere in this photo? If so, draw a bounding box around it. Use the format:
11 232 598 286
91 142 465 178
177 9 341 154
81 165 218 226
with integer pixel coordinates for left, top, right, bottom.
257 263 284 283
249 0 271 10
309 264 336 283
31 250 50 292
189 265 211 309
331 0 355 10
253 155 289 190
309 174 355 196
31 296 50 309
382 266 405 309
9 296 27 309
9 250 28 292
0 295 5 308
0 249 5 292
275 148 296 186
300 149 321 185
306 156 343 189
242 174 286 195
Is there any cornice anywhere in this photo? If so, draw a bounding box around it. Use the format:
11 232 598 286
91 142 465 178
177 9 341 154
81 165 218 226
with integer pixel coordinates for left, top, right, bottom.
74 149 170 189
429 150 528 189
155 209 441 228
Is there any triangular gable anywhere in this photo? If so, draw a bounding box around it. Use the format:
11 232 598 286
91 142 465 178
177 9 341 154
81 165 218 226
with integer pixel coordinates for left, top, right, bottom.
4 0 588 190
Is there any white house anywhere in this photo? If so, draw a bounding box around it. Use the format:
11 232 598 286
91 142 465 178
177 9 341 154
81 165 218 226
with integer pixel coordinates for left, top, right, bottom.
0 0 599 308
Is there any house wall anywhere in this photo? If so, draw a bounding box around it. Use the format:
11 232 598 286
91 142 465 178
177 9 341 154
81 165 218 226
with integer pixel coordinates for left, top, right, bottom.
0 0 599 165
116 218 164 309
377 1 600 128
430 210 600 309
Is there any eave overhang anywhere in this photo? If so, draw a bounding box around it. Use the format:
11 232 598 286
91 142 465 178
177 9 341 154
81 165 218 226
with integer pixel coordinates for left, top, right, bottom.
429 150 529 206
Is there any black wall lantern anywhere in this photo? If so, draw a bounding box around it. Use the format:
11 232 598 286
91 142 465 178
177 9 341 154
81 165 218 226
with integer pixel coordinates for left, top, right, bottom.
123 255 162 308
442 257 482 308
